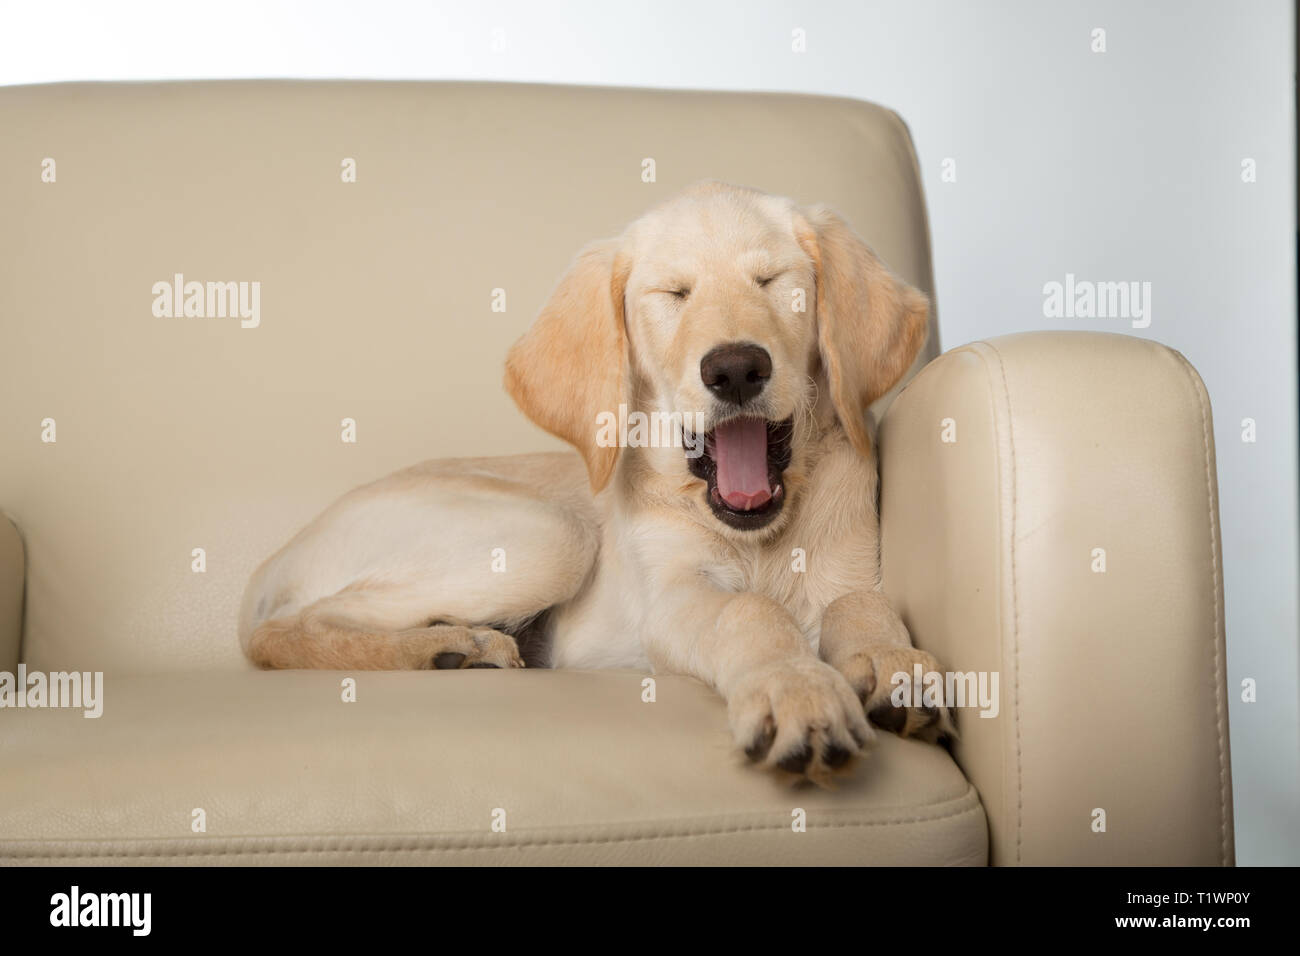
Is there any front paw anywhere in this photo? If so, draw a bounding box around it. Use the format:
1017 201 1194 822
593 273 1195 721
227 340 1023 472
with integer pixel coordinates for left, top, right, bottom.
837 645 956 743
728 657 874 782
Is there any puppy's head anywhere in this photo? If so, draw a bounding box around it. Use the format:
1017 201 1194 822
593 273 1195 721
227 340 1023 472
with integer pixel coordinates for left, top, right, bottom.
505 181 929 537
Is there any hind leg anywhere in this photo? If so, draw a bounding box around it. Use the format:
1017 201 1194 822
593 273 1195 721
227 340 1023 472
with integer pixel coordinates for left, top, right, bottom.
239 452 595 670
247 610 524 671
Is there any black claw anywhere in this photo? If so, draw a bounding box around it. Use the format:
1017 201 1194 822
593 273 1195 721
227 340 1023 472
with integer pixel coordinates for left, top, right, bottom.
868 702 908 734
745 721 777 763
823 743 852 769
850 726 870 749
433 652 467 670
777 744 813 775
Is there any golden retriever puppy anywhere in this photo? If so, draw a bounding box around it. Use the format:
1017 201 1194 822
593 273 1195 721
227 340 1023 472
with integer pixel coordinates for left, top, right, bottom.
239 181 952 781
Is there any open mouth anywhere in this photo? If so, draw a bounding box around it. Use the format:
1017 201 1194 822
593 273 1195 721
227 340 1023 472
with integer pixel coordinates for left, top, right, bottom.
686 417 794 531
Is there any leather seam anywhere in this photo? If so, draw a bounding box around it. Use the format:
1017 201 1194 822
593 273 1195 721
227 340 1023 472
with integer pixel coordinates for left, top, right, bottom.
1170 348 1231 867
961 341 1023 866
0 795 985 860
987 343 1023 866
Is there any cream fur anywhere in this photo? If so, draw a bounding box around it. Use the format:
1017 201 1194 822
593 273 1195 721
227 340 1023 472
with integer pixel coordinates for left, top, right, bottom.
239 182 952 781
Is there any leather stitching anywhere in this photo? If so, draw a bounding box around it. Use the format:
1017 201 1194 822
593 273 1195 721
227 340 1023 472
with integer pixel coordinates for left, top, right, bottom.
0 792 985 861
963 341 1023 866
987 343 1023 866
1170 348 1231 867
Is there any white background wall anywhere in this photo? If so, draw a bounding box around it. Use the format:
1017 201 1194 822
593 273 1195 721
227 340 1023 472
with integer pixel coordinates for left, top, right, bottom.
2 0 1295 864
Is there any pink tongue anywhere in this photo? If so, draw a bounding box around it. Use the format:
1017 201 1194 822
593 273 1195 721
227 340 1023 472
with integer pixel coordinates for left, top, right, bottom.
713 418 772 511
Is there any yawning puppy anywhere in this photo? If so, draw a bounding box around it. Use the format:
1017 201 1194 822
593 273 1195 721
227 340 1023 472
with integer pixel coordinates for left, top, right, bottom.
239 181 953 781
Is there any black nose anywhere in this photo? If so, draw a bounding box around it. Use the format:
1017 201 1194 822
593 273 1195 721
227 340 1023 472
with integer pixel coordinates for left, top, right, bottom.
700 343 772 406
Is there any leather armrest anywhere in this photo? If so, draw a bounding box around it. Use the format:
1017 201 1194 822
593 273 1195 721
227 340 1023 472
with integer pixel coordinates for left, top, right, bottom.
877 331 1234 865
0 513 23 672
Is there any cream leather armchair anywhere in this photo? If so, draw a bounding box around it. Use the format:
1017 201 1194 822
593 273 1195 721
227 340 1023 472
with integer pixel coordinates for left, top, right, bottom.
0 81 1232 865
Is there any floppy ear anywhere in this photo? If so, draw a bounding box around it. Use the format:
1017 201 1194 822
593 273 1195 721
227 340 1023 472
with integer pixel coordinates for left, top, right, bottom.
796 205 930 459
504 240 629 491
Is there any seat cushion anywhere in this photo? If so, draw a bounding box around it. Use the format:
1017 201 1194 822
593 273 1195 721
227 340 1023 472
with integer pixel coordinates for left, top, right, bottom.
0 668 987 865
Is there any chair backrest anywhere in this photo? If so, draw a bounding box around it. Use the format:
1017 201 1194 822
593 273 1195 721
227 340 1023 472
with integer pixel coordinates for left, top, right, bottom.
0 80 939 673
